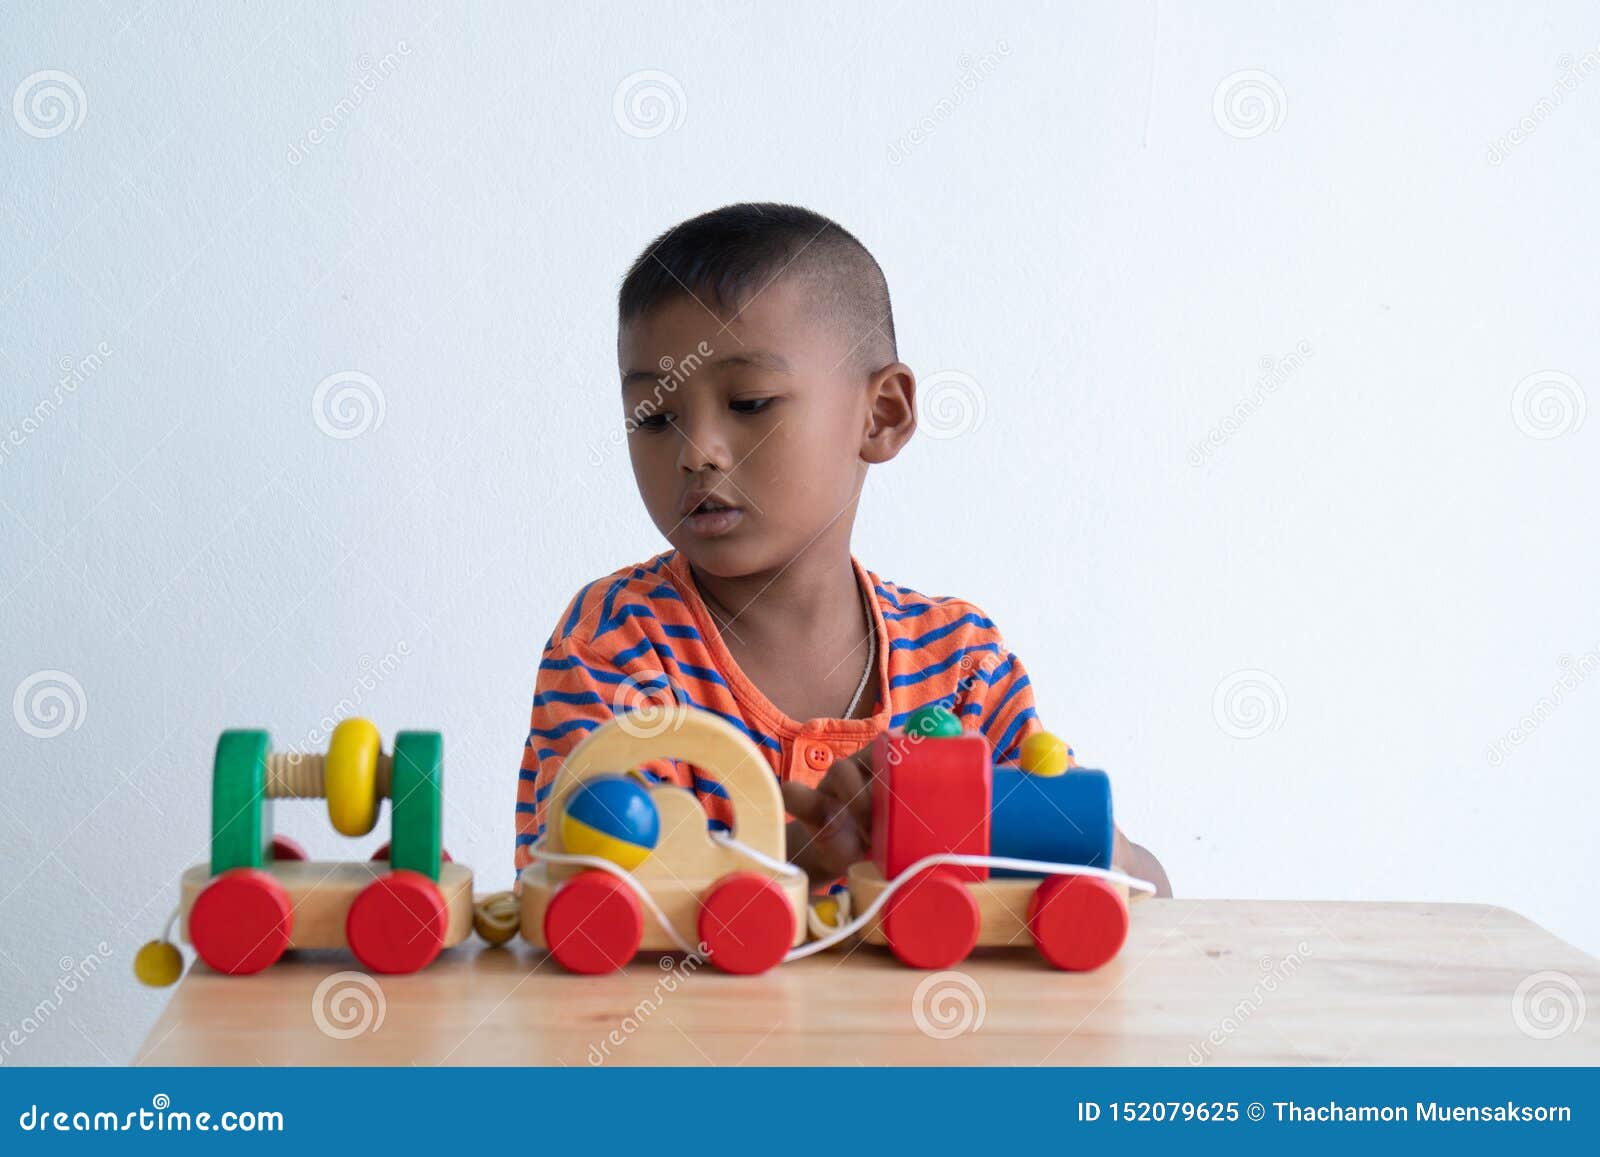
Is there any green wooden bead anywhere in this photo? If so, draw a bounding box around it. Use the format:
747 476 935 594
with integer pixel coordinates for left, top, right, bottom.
388 731 444 881
905 705 962 738
211 730 272 875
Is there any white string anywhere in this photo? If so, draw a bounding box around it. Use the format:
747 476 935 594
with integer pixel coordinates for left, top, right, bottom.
524 837 1155 966
709 831 807 880
521 847 701 954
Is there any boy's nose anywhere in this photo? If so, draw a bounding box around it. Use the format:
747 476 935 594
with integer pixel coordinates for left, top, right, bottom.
674 417 732 473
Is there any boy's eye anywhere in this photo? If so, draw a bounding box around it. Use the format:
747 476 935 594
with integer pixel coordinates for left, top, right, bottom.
730 397 774 415
634 412 672 432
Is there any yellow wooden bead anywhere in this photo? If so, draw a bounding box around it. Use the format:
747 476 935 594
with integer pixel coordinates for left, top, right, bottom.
134 940 183 987
1019 731 1071 777
326 718 382 836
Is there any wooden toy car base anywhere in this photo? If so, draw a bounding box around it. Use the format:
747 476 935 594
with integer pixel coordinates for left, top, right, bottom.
180 860 475 950
846 860 1134 969
518 781 810 952
520 707 808 962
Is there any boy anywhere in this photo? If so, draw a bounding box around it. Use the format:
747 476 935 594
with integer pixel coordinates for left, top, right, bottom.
516 203 1170 896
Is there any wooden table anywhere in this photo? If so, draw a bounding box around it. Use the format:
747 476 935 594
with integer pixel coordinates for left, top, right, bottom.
136 899 1599 1066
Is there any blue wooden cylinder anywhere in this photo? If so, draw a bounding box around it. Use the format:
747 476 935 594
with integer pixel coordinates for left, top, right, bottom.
989 767 1114 876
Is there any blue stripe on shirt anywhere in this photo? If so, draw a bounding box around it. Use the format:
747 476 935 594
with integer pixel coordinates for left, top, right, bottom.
888 643 1000 689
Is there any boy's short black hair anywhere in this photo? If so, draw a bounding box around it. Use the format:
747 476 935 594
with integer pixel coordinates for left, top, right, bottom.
618 202 897 371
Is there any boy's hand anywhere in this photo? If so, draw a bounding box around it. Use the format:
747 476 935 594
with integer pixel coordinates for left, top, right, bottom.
1113 825 1173 898
781 745 875 886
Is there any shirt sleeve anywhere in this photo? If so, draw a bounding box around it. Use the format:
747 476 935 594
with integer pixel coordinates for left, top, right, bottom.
514 635 685 875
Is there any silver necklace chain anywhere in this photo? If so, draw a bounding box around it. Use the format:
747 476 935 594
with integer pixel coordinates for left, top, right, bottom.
843 577 877 718
702 573 878 720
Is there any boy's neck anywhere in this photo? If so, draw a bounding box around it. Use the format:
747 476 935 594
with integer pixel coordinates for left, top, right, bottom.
685 537 864 647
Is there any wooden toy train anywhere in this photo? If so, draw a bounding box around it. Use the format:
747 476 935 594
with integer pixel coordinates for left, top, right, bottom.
138 705 1147 985
518 704 1148 975
136 719 474 985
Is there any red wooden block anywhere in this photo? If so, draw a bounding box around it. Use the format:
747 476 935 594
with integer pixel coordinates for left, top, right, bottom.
189 868 293 975
345 870 449 974
870 730 992 883
698 872 794 975
1027 874 1129 971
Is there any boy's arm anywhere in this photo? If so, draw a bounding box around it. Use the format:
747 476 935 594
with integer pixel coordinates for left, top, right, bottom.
971 646 1173 897
515 636 683 875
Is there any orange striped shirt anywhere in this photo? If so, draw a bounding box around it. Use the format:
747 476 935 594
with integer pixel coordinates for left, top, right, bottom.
514 549 1046 874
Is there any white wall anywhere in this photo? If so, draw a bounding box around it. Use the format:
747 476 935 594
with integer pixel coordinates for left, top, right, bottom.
3 1 1596 1064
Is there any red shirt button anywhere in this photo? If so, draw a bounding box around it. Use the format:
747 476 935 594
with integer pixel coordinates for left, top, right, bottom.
802 742 832 772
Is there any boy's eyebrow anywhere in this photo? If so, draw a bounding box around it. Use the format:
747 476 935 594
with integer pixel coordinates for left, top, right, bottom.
621 350 793 388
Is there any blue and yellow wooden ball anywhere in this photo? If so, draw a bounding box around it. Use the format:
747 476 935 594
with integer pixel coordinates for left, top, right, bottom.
561 774 660 869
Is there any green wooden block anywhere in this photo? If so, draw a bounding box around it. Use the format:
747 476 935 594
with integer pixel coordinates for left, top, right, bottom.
388 731 443 880
211 729 272 875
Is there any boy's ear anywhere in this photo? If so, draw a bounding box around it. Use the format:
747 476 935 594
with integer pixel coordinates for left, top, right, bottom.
860 362 916 464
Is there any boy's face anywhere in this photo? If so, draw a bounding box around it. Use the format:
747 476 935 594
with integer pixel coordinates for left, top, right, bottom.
619 277 888 579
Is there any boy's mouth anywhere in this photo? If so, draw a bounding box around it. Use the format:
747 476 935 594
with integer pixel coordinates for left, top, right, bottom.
679 489 745 536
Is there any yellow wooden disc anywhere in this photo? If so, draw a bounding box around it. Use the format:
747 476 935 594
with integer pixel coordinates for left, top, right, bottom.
326 718 382 836
134 940 183 987
1019 731 1071 777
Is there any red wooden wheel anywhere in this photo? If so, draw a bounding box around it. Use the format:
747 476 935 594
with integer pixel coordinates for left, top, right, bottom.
698 872 794 975
1027 874 1129 971
543 871 643 975
882 868 981 969
189 868 293 975
369 841 452 863
345 870 449 974
270 834 308 862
